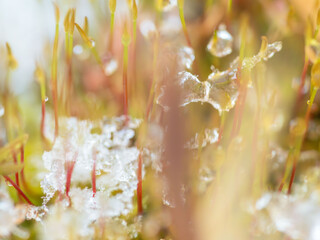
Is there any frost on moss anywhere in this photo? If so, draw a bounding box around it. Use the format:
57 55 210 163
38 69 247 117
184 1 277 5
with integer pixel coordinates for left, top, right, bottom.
38 116 142 236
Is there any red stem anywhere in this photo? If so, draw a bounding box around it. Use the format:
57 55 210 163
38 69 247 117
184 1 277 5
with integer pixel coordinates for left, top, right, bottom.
20 146 31 193
52 84 59 140
4 176 34 205
231 67 242 138
137 152 143 215
41 100 46 140
13 153 19 187
287 157 297 194
145 92 155 121
66 160 76 198
235 85 248 135
296 59 309 107
92 151 96 197
123 62 129 125
183 28 192 49
287 102 313 194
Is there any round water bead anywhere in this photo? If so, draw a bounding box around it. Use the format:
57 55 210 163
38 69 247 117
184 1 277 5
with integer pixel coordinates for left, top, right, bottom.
178 46 195 70
139 19 157 41
161 0 177 12
290 118 307 137
103 55 118 76
0 104 4 117
207 24 233 57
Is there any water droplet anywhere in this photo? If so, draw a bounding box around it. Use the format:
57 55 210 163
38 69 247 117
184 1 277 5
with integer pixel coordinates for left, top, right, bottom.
307 100 311 105
103 56 118 76
185 128 219 149
178 46 195 70
90 39 95 47
73 45 83 55
207 24 233 57
139 20 157 40
262 41 282 60
161 0 177 12
45 96 49 102
0 104 4 117
290 117 307 136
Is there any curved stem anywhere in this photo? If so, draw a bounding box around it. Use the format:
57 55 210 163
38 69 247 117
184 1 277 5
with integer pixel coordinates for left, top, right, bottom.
137 152 143 215
4 176 33 205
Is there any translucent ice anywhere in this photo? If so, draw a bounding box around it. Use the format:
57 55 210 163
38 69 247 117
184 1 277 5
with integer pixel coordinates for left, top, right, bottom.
0 104 4 118
0 184 26 237
161 0 177 12
41 115 142 217
178 46 195 70
140 19 157 40
207 24 233 57
185 128 219 149
257 193 320 240
157 39 282 114
103 55 118 76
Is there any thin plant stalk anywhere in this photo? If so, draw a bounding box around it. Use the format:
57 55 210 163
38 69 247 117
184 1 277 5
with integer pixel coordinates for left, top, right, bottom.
19 146 30 192
131 0 138 84
296 59 309 106
35 65 47 141
92 150 97 197
230 17 247 138
4 176 34 205
65 9 75 113
122 22 131 125
287 87 318 194
217 111 226 144
13 153 19 187
4 43 18 142
108 0 116 52
51 4 60 140
65 152 78 200
145 36 159 121
65 161 76 199
279 86 318 193
137 152 143 215
75 22 121 101
177 0 192 48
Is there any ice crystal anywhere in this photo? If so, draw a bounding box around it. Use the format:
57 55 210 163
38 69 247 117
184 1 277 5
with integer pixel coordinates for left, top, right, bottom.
185 128 219 149
0 184 26 237
258 193 320 240
178 46 195 70
157 40 282 114
207 24 233 57
162 0 177 12
0 104 4 118
103 55 118 76
41 116 142 218
140 19 157 41
25 205 47 222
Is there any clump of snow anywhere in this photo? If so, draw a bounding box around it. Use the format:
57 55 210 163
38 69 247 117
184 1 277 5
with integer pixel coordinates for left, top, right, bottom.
0 183 27 238
37 116 142 237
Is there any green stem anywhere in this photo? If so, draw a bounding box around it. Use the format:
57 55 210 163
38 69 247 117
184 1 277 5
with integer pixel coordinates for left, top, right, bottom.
227 0 232 15
123 45 129 123
178 6 192 47
52 22 59 140
109 12 115 51
145 38 159 121
133 19 137 45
